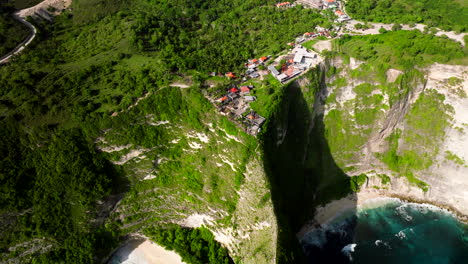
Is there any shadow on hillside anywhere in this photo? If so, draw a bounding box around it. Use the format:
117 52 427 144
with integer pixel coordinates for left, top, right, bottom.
261 74 357 263
106 237 146 264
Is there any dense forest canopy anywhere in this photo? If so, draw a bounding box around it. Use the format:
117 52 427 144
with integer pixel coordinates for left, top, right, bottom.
145 225 233 264
346 0 468 32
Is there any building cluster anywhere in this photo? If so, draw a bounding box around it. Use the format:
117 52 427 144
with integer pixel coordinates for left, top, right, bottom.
296 0 336 9
208 72 238 79
245 56 271 79
295 0 351 21
268 45 318 83
295 27 332 43
334 9 351 22
215 85 266 135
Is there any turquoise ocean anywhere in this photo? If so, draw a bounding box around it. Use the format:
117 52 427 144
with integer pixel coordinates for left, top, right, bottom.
300 199 468 263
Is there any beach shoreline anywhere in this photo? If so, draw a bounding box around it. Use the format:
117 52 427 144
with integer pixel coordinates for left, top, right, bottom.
108 236 186 264
297 188 468 239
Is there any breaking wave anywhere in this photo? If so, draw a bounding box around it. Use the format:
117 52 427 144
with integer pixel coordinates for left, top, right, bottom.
300 198 468 263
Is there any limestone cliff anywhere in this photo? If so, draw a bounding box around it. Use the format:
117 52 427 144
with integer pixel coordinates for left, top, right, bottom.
311 57 468 218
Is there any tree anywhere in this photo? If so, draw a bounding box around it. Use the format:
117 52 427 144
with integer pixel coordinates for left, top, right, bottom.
392 23 402 31
379 27 387 34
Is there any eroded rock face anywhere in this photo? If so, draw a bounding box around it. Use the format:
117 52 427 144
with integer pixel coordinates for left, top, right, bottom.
313 59 468 216
418 64 468 215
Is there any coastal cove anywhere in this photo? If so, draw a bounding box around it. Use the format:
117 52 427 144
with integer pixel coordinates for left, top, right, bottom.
305 190 468 230
299 195 468 263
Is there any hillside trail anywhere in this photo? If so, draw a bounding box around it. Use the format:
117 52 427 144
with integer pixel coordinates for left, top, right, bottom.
0 0 71 64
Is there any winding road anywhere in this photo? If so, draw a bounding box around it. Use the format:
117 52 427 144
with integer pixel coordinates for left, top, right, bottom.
0 14 37 65
0 0 71 65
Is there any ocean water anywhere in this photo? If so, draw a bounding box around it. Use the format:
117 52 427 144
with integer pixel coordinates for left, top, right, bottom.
301 199 468 264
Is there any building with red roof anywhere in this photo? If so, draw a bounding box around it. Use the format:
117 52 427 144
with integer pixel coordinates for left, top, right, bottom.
260 56 268 62
229 87 239 93
240 86 251 93
226 72 236 78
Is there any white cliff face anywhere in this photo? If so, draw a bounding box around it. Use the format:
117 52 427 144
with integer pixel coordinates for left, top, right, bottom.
417 64 468 215
320 59 468 218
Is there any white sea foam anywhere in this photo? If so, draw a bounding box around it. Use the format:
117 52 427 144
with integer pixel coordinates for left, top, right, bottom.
374 240 392 249
395 230 407 240
341 244 357 261
341 243 356 253
396 205 413 222
359 197 457 222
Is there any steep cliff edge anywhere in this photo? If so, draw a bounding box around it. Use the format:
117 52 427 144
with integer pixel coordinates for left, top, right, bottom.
307 56 468 221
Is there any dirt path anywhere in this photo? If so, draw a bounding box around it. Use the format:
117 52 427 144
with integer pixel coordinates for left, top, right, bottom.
0 0 71 65
169 82 191 88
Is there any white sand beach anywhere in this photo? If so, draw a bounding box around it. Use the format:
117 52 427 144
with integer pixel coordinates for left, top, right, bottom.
109 239 186 264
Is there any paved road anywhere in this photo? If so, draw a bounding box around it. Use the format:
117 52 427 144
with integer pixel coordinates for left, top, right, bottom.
0 14 37 65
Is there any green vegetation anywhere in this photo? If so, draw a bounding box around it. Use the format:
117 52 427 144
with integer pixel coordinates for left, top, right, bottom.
380 89 454 190
329 76 347 88
131 3 328 73
445 151 467 166
324 81 386 166
354 23 373 30
1 0 466 261
0 121 121 263
346 0 468 32
448 77 463 86
145 225 233 264
0 5 29 55
2 0 318 260
377 174 391 185
350 174 368 192
10 0 43 9
335 30 467 70
326 31 464 191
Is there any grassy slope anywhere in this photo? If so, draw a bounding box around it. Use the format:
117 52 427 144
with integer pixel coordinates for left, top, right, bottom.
335 30 467 70
346 0 468 32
